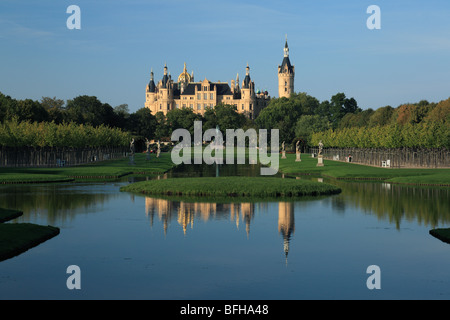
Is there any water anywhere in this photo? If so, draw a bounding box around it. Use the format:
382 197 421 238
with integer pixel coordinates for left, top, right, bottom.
0 163 449 300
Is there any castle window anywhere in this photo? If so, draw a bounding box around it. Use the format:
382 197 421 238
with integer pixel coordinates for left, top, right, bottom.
197 93 201 100
250 104 253 110
285 81 287 86
242 104 244 110
182 104 186 108
210 93 214 100
204 93 207 100
197 104 201 110
190 104 193 108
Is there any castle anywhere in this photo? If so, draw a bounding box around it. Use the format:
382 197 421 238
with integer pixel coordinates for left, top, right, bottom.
145 38 294 119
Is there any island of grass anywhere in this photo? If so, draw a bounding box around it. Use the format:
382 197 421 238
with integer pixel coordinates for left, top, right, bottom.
0 153 176 184
429 228 450 244
120 176 341 198
278 154 450 186
0 208 60 262
0 208 23 223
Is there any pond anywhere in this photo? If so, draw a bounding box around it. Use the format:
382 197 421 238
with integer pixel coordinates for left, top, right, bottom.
0 163 449 300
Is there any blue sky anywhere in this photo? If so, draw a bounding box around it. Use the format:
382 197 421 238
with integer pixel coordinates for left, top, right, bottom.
1 0 449 112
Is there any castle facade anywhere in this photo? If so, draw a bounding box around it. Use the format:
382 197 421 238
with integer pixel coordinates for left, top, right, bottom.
145 38 294 119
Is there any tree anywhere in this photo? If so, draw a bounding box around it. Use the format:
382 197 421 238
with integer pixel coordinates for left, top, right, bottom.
214 104 247 132
66 95 115 127
112 104 130 129
127 107 157 139
368 106 394 127
154 111 169 140
255 96 301 144
41 96 65 109
166 107 202 136
295 114 331 146
16 99 49 122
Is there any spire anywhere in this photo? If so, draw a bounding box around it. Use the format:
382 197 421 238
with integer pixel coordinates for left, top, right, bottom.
243 63 251 89
161 63 169 88
148 67 156 92
284 35 289 57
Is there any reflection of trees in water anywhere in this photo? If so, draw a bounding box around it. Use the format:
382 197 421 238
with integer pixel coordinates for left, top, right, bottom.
334 181 450 229
0 184 117 225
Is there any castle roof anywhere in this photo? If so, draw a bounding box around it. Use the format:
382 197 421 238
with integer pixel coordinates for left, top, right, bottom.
148 79 156 92
279 56 294 74
179 82 233 96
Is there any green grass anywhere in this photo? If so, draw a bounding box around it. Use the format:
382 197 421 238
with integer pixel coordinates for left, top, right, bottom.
120 176 342 198
1 206 59 262
0 153 176 183
429 228 450 244
278 153 450 186
0 208 23 223
0 223 60 261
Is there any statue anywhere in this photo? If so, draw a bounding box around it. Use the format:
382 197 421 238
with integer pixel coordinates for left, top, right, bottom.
145 138 151 160
281 141 286 159
129 138 136 165
295 140 301 162
156 140 161 158
318 140 323 156
130 138 135 155
317 140 324 167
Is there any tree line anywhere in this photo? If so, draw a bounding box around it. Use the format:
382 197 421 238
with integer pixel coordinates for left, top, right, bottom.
311 98 449 149
1 91 448 150
0 118 130 148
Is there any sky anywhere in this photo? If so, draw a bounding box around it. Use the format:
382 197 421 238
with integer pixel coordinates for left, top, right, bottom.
0 0 449 113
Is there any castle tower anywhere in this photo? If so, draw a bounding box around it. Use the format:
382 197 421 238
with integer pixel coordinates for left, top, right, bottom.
178 62 192 94
278 36 295 98
145 68 157 113
158 63 172 113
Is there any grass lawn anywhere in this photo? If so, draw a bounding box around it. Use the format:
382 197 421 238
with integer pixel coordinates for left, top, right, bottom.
278 153 450 186
0 208 23 223
0 152 176 183
0 223 60 261
120 176 342 198
429 228 450 244
0 207 60 262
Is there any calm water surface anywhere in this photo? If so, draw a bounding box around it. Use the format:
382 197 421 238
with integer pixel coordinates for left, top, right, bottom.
0 163 449 300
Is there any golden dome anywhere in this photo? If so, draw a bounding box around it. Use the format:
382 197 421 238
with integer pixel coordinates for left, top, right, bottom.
178 62 191 83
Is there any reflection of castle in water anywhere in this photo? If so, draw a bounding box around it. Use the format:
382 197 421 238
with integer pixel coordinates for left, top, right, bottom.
145 197 295 260
278 202 295 264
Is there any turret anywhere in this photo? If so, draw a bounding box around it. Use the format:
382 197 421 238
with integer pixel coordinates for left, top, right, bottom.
278 35 295 98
